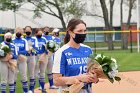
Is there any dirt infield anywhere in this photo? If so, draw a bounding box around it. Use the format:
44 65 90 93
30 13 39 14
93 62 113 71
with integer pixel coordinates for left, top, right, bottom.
34 71 140 93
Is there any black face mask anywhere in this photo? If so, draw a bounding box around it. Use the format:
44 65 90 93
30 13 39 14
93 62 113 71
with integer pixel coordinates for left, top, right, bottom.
73 33 86 44
16 33 22 38
6 38 12 42
36 35 42 38
44 32 49 35
55 32 59 36
26 32 31 36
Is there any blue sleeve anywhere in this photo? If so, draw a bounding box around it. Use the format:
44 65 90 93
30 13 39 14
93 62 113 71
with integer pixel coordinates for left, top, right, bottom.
12 54 18 59
12 45 18 59
19 40 28 55
34 37 39 50
44 39 48 54
90 48 93 55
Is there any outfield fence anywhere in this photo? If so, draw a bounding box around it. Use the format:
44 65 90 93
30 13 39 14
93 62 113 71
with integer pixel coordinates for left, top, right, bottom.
0 30 140 53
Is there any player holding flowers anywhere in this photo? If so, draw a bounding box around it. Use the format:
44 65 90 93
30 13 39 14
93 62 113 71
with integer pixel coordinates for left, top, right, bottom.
24 26 39 93
0 32 18 93
52 18 99 93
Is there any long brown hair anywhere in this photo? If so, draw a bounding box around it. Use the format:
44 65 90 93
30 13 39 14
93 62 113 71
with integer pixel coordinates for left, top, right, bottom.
64 18 86 44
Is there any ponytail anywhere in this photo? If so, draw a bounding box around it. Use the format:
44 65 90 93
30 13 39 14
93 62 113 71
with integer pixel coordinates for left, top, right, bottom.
64 31 70 44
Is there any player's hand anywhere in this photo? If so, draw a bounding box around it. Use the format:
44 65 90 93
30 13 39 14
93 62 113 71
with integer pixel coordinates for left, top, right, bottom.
66 77 80 85
78 74 96 83
87 72 99 83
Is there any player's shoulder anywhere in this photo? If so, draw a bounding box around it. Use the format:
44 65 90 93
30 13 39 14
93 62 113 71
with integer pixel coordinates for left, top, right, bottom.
10 43 16 46
22 38 28 42
80 43 91 49
55 44 70 54
41 36 47 40
31 36 36 40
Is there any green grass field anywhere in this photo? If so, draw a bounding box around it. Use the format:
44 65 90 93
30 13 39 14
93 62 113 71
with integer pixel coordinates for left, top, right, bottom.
5 49 140 92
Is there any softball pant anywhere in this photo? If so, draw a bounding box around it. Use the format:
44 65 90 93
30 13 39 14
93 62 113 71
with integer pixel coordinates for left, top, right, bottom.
0 61 16 93
35 54 48 90
27 55 36 92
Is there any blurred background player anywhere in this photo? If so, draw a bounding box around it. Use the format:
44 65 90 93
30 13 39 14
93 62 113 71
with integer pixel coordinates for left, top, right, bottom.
43 26 58 89
12 27 29 93
52 28 61 45
24 26 38 93
43 26 55 41
0 32 18 93
34 28 48 93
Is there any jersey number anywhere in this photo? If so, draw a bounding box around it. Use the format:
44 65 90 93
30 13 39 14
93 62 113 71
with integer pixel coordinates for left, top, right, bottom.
79 66 87 75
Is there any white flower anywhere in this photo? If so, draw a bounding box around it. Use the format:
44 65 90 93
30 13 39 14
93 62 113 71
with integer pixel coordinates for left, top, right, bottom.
111 58 118 70
0 49 4 56
108 71 116 78
95 54 105 60
54 44 60 51
49 40 55 48
108 69 118 78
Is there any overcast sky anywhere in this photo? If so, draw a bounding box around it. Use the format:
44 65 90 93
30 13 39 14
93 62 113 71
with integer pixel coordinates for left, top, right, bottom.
0 1 137 28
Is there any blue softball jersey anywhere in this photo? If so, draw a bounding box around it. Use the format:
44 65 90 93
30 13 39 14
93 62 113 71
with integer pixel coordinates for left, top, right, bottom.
1 42 18 59
25 36 39 55
52 44 92 76
35 36 48 54
12 37 29 55
53 37 61 44
43 35 55 42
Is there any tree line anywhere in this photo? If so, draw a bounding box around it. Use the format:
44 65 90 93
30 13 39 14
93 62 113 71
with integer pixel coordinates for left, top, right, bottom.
0 0 137 50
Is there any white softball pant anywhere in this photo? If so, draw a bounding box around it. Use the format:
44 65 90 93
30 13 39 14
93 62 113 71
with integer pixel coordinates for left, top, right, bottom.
27 55 36 79
0 61 16 84
35 54 48 79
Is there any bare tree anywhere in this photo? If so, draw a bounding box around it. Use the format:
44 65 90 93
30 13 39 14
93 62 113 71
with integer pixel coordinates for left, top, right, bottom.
0 0 86 30
99 0 115 50
121 0 136 49
120 0 123 26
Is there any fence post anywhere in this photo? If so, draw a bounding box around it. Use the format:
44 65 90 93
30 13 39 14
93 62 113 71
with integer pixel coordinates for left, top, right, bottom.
130 30 133 53
94 32 96 53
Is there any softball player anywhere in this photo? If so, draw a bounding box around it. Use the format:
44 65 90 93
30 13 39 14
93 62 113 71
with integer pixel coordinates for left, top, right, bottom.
0 32 18 93
24 26 38 93
34 28 48 93
52 19 99 93
52 28 61 45
43 27 58 89
12 27 29 93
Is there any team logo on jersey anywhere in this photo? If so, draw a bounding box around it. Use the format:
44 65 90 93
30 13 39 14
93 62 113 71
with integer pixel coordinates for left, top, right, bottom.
67 57 88 65
65 52 72 56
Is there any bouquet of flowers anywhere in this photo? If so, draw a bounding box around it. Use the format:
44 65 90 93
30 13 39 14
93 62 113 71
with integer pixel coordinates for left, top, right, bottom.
27 40 36 53
0 44 11 59
46 40 60 53
87 54 121 83
0 44 17 71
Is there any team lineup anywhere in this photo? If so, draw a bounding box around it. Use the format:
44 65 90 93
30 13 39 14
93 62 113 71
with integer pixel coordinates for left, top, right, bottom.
0 18 100 93
0 26 61 93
